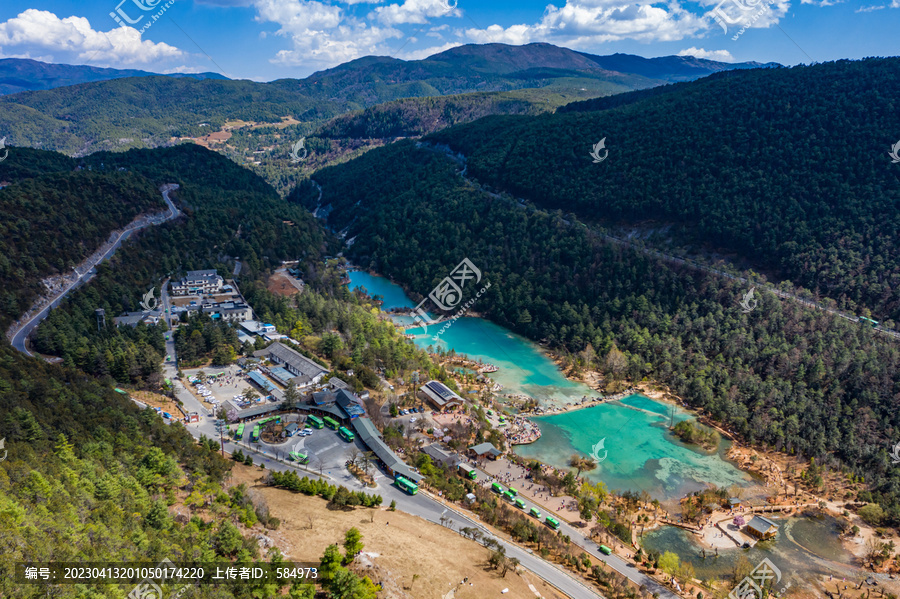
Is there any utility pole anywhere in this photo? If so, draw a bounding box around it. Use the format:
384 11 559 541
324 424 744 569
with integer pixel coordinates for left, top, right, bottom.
215 419 227 458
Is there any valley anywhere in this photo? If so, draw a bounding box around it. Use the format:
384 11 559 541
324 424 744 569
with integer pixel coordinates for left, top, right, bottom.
0 11 898 599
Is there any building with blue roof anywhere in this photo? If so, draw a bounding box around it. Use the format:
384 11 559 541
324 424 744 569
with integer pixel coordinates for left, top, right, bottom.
247 370 276 394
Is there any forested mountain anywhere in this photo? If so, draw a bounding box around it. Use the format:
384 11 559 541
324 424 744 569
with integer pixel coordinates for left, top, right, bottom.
301 43 775 105
0 77 350 155
0 57 226 95
15 144 326 382
294 139 900 520
0 151 162 327
0 43 771 158
240 87 600 195
428 58 900 323
314 88 585 141
0 341 266 599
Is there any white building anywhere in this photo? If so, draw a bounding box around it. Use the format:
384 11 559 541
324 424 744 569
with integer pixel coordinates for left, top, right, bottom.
171 269 224 296
253 342 328 389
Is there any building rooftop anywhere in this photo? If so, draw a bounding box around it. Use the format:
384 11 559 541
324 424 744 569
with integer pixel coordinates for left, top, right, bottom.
352 417 421 483
185 269 219 278
747 516 779 535
423 443 460 467
469 442 502 457
254 342 328 383
247 371 276 393
335 389 366 419
113 311 159 327
420 380 463 409
269 367 295 385
228 401 280 420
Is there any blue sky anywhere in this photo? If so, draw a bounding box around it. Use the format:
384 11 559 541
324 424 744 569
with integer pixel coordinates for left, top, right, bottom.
0 0 896 81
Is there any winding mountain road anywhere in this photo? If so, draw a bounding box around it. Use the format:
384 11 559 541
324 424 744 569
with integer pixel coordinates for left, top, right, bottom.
9 184 181 356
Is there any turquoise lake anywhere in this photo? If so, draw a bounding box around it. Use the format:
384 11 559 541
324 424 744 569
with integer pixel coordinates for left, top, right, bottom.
515 396 752 498
348 269 753 498
349 270 596 405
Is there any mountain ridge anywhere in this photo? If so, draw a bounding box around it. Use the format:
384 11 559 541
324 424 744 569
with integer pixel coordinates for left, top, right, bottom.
0 57 227 95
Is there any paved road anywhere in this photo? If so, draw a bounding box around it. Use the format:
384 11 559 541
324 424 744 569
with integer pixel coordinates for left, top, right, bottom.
10 184 182 355
166 386 606 599
465 464 676 598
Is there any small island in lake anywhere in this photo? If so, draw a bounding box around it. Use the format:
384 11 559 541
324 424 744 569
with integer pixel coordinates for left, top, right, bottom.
672 420 721 450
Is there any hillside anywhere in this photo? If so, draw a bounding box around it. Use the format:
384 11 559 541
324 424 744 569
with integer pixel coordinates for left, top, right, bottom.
294 138 900 520
0 77 349 155
235 86 604 196
0 150 162 328
17 144 327 380
0 43 772 158
0 57 226 95
0 340 241 599
314 88 595 140
428 57 900 322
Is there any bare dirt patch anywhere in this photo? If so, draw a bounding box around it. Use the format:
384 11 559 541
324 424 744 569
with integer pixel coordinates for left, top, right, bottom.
230 465 564 599
131 390 181 413
267 272 303 296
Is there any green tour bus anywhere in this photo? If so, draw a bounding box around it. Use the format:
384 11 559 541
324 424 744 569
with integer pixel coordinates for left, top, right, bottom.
250 425 260 443
530 507 542 519
235 422 245 439
338 426 355 442
514 498 526 509
323 416 339 429
599 545 612 556
457 463 477 480
502 490 515 502
395 475 419 495
307 414 324 429
545 516 561 530
491 482 504 494
289 451 309 464
508 487 518 497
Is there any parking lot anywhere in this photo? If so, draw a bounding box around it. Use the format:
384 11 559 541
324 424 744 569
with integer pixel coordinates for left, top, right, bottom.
243 418 366 478
181 364 271 410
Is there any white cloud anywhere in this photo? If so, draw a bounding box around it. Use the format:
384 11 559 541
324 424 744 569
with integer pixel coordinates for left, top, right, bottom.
464 1 710 48
855 0 899 9
372 0 459 25
0 9 184 66
397 40 462 59
697 0 791 35
249 0 409 68
677 46 735 61
161 65 210 74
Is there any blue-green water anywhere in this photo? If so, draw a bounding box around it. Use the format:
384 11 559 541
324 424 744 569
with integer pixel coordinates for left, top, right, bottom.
348 270 753 499
348 270 596 405
348 270 417 311
641 515 856 588
515 396 753 498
